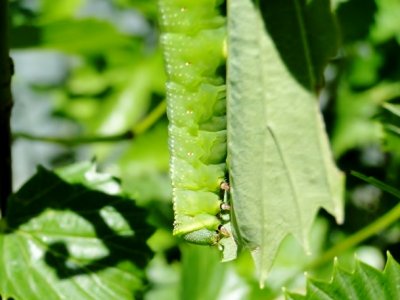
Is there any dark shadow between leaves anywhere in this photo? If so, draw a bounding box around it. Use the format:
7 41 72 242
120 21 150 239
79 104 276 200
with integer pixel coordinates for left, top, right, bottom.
257 0 339 92
336 0 377 44
5 167 155 281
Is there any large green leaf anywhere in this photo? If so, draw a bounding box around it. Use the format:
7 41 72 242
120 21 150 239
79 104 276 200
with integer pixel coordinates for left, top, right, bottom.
0 167 154 299
286 254 400 300
227 0 343 285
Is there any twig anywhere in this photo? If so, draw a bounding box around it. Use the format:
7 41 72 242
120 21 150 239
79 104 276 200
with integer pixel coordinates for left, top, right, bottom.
0 0 13 217
13 100 167 146
306 172 400 270
13 131 134 146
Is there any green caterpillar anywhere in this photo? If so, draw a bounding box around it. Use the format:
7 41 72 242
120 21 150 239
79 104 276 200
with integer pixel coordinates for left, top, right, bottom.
159 0 230 245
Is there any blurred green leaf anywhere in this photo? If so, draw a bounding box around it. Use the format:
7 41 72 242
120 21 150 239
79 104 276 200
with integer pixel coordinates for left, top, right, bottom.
179 245 248 300
119 122 170 204
180 245 227 300
145 254 180 300
0 167 154 300
227 0 343 286
114 0 159 19
93 59 163 136
40 0 84 23
11 19 139 53
345 42 382 88
44 19 138 53
371 0 400 43
59 53 165 137
331 82 400 157
286 254 400 300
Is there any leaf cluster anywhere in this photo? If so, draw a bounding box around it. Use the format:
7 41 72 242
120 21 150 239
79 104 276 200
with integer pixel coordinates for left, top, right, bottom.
3 0 400 299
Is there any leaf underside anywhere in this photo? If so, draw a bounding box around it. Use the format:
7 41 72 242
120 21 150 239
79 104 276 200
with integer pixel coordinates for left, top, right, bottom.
227 0 344 285
286 254 400 300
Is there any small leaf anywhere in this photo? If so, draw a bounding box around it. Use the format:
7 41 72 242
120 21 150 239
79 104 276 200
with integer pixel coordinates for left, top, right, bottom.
285 254 400 300
56 160 121 195
0 167 154 300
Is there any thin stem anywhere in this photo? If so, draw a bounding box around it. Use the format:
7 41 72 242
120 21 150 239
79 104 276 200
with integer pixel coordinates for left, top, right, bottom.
12 131 134 146
0 0 13 218
132 100 166 135
13 100 167 146
306 201 400 270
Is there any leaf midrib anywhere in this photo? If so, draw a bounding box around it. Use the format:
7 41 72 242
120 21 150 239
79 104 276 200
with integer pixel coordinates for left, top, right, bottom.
293 0 316 90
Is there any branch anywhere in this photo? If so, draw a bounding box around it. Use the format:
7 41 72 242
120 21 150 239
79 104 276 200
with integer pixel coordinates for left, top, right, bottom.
0 0 13 217
12 100 167 146
306 202 400 270
13 131 134 146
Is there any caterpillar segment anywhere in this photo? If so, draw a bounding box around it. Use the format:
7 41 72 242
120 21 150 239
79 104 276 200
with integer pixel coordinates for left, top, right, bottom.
159 0 230 245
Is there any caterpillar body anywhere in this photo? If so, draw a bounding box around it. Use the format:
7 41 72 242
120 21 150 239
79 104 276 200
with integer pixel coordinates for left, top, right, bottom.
159 0 229 245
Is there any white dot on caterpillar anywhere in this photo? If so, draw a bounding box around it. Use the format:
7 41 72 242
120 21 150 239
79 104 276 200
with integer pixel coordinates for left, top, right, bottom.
180 7 186 12
187 152 194 157
186 110 193 115
185 62 191 66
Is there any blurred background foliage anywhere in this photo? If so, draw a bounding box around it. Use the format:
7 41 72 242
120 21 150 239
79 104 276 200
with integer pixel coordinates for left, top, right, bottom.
7 0 400 298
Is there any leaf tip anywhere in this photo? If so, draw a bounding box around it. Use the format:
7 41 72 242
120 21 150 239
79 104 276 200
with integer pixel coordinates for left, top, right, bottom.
334 205 345 224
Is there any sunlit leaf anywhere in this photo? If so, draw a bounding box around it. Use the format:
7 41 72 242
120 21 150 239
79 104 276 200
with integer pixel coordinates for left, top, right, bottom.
371 0 400 43
0 167 154 300
39 0 84 23
56 160 121 195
